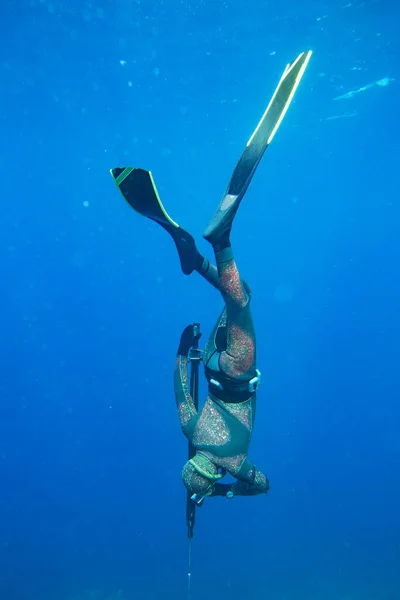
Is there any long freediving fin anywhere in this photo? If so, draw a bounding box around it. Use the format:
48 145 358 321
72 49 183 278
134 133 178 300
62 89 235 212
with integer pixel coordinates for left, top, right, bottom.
110 167 200 275
111 168 179 228
203 49 312 243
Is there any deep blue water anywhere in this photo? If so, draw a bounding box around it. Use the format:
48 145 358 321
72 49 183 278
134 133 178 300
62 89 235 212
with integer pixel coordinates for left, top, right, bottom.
1 1 399 599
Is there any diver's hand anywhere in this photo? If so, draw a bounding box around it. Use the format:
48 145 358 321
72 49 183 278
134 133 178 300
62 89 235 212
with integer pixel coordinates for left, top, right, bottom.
177 323 202 356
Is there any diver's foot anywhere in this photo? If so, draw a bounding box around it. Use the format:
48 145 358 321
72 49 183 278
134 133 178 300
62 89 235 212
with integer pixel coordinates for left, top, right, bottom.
172 227 221 290
172 227 203 275
202 193 241 247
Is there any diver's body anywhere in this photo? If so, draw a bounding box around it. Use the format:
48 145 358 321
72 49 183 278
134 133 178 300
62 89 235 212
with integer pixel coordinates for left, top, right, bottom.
174 231 269 500
110 49 312 503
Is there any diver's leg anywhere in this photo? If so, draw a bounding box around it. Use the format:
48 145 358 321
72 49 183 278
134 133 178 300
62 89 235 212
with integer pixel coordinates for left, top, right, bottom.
212 235 256 379
195 255 220 290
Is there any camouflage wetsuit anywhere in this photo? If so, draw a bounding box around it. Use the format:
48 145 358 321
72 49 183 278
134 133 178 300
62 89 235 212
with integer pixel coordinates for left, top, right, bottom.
174 243 269 499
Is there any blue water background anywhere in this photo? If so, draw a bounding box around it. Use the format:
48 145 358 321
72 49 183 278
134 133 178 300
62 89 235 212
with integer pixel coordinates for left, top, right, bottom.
1 1 399 599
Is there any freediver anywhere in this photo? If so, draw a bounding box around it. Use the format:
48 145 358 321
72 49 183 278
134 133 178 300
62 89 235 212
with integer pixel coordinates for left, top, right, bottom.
110 49 312 504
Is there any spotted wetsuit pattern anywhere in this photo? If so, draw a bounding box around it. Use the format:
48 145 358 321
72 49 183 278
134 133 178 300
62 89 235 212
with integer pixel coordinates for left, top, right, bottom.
217 258 256 380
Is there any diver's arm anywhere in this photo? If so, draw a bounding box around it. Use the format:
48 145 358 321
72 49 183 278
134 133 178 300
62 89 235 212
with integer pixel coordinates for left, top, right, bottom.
210 483 232 497
230 472 269 496
229 459 270 495
211 473 269 498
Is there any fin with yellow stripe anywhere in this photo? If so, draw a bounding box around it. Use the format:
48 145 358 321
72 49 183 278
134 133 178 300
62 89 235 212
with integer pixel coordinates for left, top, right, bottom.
203 49 312 244
111 167 178 228
110 167 203 275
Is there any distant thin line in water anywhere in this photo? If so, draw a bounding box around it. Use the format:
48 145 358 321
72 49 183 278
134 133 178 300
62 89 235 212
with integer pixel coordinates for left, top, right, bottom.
325 111 358 121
